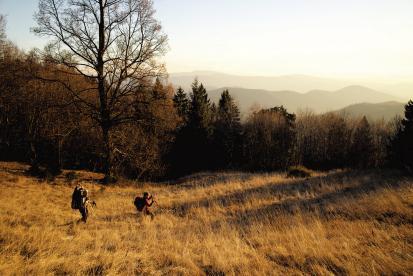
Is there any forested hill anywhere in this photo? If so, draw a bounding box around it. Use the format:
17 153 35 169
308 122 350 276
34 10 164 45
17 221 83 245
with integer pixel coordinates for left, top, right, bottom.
333 101 405 121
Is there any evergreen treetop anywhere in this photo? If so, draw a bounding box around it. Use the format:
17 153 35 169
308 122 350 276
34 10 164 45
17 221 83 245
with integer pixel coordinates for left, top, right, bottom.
217 89 241 127
401 100 413 132
173 87 189 119
189 80 213 132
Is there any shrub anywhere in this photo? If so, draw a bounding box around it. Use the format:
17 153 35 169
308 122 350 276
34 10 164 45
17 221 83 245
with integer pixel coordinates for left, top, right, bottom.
287 165 314 178
65 171 78 182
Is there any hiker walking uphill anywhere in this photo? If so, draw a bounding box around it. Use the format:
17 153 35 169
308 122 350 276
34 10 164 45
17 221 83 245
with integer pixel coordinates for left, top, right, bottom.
71 184 95 223
134 192 157 219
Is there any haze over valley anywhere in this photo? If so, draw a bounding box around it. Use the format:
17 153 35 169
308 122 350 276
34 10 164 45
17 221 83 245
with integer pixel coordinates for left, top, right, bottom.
170 71 412 100
170 71 409 118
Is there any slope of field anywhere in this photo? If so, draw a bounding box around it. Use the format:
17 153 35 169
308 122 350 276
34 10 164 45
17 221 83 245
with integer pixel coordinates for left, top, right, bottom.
0 162 412 275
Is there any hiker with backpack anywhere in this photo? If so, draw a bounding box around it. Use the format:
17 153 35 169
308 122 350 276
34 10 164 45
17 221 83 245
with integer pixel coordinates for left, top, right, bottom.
71 184 96 223
134 192 157 219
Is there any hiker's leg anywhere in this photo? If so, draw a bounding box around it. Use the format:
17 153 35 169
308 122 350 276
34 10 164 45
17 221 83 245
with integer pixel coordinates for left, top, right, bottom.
84 206 89 222
142 206 148 216
145 208 154 220
79 207 87 223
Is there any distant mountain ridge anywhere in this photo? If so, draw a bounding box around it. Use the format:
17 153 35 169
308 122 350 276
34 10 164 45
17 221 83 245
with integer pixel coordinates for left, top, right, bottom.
333 102 405 121
170 71 350 93
169 71 413 100
206 85 402 114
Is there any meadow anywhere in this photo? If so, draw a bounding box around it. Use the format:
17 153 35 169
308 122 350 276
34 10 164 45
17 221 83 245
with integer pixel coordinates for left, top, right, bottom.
0 162 412 275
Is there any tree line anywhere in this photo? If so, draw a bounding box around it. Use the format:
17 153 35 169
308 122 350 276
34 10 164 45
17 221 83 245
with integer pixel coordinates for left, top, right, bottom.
170 81 412 176
1 43 412 180
0 1 412 181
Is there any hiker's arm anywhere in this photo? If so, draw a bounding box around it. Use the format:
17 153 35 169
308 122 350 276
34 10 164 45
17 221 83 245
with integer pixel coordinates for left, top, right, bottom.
146 198 154 207
151 196 158 206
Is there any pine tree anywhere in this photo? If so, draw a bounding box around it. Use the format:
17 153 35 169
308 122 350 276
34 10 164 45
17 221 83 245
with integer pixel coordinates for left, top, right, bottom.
391 100 413 172
152 77 167 100
173 87 189 121
325 115 349 168
350 116 374 169
401 100 413 133
217 90 241 127
188 80 213 134
169 79 214 175
213 89 242 169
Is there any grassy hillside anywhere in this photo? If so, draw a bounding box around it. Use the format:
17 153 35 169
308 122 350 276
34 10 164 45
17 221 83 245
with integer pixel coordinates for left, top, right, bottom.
0 162 412 275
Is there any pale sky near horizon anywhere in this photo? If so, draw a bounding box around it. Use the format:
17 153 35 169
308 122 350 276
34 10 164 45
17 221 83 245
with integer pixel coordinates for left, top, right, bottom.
1 0 413 80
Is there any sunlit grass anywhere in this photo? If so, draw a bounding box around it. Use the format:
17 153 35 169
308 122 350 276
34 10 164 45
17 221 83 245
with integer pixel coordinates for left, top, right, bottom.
0 162 412 275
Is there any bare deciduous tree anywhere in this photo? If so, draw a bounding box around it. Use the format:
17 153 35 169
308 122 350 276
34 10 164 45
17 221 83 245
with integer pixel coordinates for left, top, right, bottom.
0 15 5 38
0 15 6 59
33 0 168 181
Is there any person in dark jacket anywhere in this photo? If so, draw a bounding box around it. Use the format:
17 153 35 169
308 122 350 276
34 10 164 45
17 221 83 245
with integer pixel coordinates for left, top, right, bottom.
71 184 95 223
134 192 156 219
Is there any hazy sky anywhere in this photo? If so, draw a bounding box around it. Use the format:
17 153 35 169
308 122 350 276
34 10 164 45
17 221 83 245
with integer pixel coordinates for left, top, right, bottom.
1 0 413 78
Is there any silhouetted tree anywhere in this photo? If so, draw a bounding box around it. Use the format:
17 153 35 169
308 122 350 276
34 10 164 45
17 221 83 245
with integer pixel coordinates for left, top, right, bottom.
370 119 393 168
325 114 350 168
170 80 214 175
213 89 242 169
0 15 6 58
391 100 413 172
173 87 189 123
113 79 178 179
186 80 214 168
350 116 374 169
34 0 168 182
0 47 86 176
243 106 296 171
295 110 322 168
187 80 213 133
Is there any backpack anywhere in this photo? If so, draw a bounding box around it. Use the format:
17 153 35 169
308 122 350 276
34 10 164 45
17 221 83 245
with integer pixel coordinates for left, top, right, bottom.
71 186 84 209
134 196 146 212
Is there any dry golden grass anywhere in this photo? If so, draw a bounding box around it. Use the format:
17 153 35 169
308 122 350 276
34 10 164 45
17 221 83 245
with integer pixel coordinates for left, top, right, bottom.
0 162 412 275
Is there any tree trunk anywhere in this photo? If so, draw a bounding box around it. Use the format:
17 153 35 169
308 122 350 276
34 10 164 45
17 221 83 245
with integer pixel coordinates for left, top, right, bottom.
28 139 40 174
101 124 115 183
97 1 115 183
